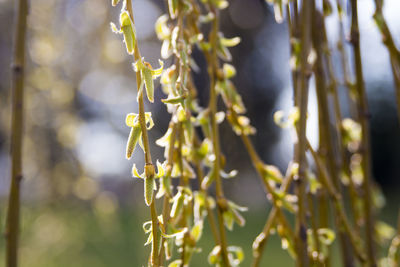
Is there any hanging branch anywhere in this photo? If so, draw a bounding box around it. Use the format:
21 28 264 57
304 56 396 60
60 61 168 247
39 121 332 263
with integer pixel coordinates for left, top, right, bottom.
311 7 359 266
5 0 28 266
350 0 377 265
251 162 295 267
207 5 231 266
293 0 311 265
111 0 162 265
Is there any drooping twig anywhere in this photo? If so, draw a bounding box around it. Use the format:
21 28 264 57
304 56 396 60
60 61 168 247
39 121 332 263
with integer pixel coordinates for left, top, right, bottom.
350 0 377 265
5 0 28 266
293 1 312 265
125 1 159 265
207 5 230 266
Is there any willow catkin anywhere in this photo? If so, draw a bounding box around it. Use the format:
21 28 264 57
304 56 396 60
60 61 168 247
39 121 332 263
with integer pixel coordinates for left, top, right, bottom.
142 65 154 103
126 125 141 159
145 176 155 206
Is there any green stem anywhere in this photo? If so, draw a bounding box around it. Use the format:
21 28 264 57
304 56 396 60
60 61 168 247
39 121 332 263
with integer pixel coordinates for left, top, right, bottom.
307 141 367 263
6 0 28 266
311 8 358 266
158 122 177 265
251 162 295 267
294 1 311 266
207 6 230 267
350 1 376 265
307 193 323 267
193 134 220 245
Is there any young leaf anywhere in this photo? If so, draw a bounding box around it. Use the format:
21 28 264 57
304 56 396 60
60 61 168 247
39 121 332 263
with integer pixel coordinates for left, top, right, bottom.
126 125 142 159
227 246 244 266
144 112 155 130
208 246 221 265
170 190 184 218
125 113 138 127
119 11 136 55
155 160 166 178
155 14 170 40
168 0 178 19
132 164 145 179
317 228 336 246
191 221 204 242
223 210 235 231
220 36 241 47
161 226 188 239
144 231 153 246
150 60 164 77
223 63 236 79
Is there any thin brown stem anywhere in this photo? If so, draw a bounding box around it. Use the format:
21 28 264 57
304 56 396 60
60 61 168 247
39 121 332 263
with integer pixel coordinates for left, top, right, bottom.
294 1 311 266
350 0 376 265
6 0 28 266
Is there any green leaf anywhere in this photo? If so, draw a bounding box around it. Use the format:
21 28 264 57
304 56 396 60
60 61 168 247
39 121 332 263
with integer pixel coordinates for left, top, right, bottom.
132 164 144 179
231 208 246 227
261 164 283 183
317 228 336 246
150 60 164 77
201 167 217 189
214 0 229 9
376 221 396 244
143 220 152 233
191 221 204 242
125 113 138 127
155 160 166 178
215 111 225 124
144 231 153 246
110 22 120 33
161 227 187 239
227 246 244 266
126 125 142 159
156 126 172 147
307 170 321 194
220 169 238 179
145 112 155 129
170 190 184 218
220 36 241 47
111 0 120 6
223 63 236 79
168 260 182 267
208 246 221 265
120 11 136 55
162 95 185 105
155 14 170 40
223 210 234 231
168 0 178 19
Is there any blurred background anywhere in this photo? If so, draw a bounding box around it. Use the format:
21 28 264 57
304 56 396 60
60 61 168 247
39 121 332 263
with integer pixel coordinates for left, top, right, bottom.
0 0 399 266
